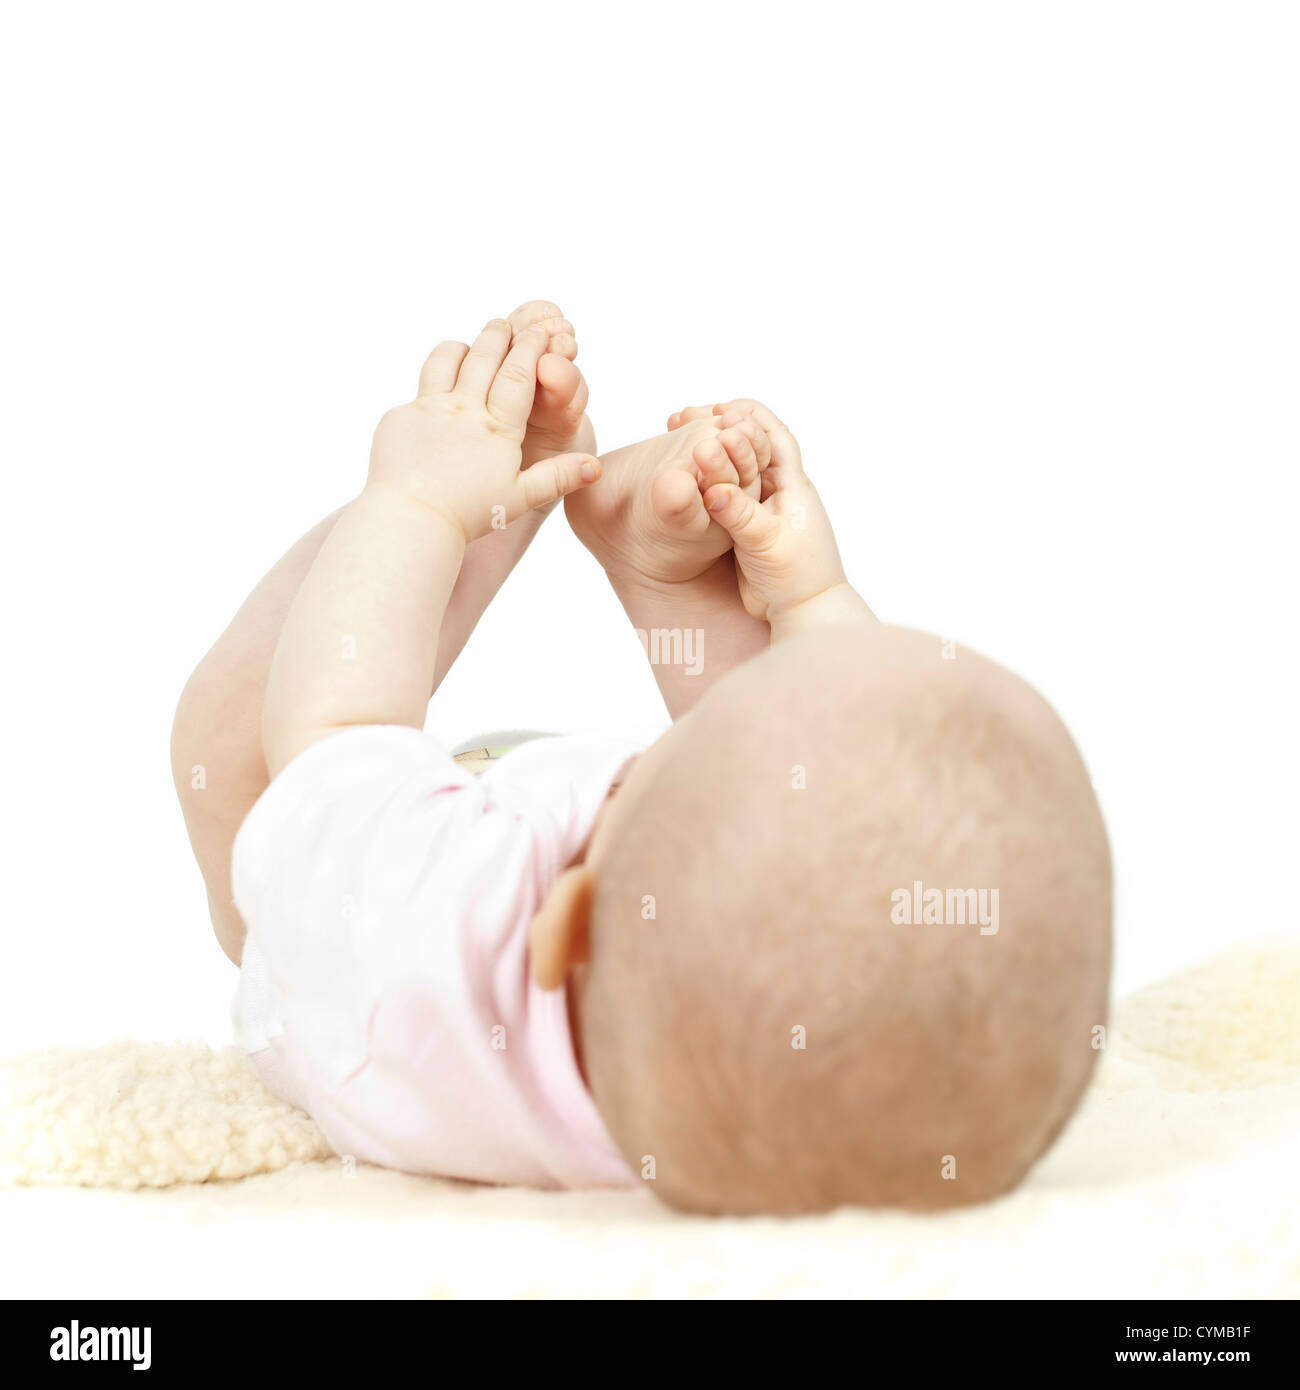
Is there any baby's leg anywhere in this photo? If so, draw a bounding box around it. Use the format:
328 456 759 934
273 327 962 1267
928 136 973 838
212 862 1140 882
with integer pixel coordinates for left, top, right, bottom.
177 311 582 963
174 505 556 963
566 419 774 719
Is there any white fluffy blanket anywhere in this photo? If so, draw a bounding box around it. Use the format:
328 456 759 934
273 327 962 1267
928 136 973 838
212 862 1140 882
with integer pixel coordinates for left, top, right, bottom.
3 940 1298 1298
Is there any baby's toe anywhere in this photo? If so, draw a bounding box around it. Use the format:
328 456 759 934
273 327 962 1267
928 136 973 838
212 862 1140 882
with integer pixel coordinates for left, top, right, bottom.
530 353 589 444
532 320 576 359
651 468 713 539
508 299 563 331
508 301 577 359
537 351 583 405
667 404 721 431
716 397 783 432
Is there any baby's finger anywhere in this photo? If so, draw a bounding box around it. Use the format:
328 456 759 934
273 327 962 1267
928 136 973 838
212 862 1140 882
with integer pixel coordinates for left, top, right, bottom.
713 412 772 470
418 341 470 396
703 483 782 555
487 327 546 422
716 398 801 474
455 319 514 400
515 451 601 513
691 435 740 490
742 419 773 472
716 425 761 490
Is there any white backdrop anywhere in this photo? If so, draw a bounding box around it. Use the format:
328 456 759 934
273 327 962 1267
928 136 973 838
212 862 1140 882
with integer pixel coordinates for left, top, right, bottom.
1 1 1296 1056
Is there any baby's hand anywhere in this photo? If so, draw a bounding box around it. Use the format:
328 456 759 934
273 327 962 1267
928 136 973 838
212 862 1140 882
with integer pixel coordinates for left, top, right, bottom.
693 399 852 625
367 319 600 541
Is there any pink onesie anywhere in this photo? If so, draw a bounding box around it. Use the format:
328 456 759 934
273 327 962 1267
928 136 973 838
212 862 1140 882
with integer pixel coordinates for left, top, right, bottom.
232 725 645 1189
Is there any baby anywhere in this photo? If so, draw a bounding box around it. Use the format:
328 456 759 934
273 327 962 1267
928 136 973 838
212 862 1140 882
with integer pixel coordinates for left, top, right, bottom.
172 302 1111 1213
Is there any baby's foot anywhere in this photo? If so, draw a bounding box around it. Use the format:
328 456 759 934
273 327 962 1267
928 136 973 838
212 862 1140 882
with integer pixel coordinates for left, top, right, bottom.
506 300 597 466
566 409 771 585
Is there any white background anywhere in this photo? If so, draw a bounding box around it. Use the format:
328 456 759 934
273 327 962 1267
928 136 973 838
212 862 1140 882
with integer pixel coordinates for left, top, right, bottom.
1 1 1295 1057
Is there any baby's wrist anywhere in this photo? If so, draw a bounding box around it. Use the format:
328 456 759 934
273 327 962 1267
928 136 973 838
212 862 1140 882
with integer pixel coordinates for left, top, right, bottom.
360 480 471 548
769 581 875 643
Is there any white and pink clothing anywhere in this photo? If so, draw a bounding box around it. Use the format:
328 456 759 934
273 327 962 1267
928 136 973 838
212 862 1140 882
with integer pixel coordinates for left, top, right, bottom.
232 725 645 1190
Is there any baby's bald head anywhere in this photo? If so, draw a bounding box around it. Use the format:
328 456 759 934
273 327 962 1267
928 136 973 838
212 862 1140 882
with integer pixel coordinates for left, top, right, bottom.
580 624 1111 1213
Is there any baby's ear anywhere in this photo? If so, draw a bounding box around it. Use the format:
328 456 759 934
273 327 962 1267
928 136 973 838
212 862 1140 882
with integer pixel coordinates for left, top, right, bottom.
529 866 595 990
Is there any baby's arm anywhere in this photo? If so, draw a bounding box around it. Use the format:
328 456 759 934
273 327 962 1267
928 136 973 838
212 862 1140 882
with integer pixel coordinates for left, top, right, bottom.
263 321 598 773
699 398 876 642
